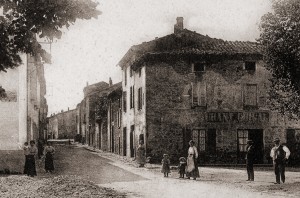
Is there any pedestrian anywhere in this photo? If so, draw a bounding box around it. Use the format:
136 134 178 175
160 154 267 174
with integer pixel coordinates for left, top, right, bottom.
43 142 55 173
245 139 255 181
27 140 38 177
178 157 187 178
136 140 146 167
270 137 291 184
23 142 30 175
161 154 171 177
186 140 200 180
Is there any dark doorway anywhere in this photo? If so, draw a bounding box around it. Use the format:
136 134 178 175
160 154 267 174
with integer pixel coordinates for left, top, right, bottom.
123 127 127 156
111 126 114 153
237 129 264 164
248 129 264 164
130 125 135 158
207 129 216 154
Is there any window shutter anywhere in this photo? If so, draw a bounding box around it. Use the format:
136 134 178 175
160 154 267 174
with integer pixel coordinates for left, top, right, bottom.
244 84 257 106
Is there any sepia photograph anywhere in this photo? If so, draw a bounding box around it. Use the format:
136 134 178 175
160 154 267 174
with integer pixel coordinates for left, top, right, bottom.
1 0 300 197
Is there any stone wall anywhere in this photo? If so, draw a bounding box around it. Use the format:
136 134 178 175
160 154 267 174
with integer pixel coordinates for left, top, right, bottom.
145 59 300 164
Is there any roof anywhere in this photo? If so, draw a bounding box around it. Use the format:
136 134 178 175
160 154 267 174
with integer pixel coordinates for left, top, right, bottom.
118 29 262 69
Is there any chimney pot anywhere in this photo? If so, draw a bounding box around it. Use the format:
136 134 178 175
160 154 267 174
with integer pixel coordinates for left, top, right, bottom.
109 77 112 86
174 17 184 34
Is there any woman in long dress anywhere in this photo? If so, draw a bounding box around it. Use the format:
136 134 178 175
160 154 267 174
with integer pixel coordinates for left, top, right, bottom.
27 140 38 177
186 140 200 180
136 140 146 167
44 142 55 173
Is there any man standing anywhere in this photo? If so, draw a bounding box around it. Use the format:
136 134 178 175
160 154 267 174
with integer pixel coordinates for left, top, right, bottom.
270 138 291 184
246 140 255 181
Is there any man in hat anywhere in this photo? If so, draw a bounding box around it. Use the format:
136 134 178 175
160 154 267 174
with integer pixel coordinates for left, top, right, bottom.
270 137 290 184
245 140 255 181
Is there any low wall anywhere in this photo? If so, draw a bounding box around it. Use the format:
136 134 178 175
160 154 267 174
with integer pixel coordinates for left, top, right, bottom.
0 150 24 174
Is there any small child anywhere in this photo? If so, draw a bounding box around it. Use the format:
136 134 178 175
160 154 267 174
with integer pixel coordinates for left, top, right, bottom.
178 157 187 178
161 154 171 177
23 142 29 156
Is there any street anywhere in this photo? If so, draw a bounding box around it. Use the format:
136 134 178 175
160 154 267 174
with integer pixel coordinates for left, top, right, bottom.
39 145 300 198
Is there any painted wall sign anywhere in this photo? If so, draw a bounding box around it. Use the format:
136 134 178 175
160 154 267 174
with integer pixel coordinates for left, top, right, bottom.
207 111 269 123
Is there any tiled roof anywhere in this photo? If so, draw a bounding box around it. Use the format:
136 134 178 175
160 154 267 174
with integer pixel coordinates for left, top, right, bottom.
119 29 262 68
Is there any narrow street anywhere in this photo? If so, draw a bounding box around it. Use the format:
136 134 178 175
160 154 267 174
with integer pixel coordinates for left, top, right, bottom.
37 145 146 184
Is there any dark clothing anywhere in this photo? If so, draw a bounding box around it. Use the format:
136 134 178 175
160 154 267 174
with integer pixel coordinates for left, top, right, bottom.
45 152 54 172
23 155 30 174
178 162 186 178
274 160 286 184
26 155 37 177
246 145 255 181
161 158 171 175
246 164 254 181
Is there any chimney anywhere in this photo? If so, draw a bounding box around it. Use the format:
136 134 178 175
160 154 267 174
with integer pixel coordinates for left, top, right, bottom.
68 107 69 111
109 77 112 86
174 17 184 34
86 81 89 87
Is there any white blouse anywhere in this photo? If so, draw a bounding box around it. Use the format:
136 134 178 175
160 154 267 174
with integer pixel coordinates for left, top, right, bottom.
188 146 198 158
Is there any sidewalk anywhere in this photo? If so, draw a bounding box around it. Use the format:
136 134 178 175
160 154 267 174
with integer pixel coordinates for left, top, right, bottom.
77 143 300 198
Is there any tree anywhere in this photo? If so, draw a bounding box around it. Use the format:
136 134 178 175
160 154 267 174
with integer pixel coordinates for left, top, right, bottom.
260 0 300 118
0 0 101 72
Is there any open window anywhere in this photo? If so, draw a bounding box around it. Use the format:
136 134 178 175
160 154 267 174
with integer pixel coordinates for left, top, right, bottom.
245 61 256 71
193 62 205 72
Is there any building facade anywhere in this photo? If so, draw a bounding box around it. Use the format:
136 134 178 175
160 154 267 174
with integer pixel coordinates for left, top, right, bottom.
0 54 48 173
47 108 77 139
117 17 300 164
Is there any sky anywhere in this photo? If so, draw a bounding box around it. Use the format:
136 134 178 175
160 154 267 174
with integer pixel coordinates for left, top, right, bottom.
44 0 272 115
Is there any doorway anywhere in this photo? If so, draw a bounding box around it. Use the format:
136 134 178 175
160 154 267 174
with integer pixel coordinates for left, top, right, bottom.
123 127 127 156
237 129 264 164
130 125 135 157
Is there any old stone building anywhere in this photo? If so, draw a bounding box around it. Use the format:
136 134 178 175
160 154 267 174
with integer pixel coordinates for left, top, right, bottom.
47 108 77 139
0 54 48 173
107 83 122 155
76 80 122 152
118 17 300 164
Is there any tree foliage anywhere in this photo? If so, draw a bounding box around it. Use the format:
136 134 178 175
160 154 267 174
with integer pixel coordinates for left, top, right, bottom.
0 0 101 72
260 0 300 118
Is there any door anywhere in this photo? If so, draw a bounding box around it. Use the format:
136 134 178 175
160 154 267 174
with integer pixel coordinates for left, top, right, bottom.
248 129 264 164
123 127 127 156
130 125 135 157
237 129 264 164
207 129 216 154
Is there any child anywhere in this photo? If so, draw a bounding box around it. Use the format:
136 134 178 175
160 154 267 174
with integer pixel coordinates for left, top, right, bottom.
161 154 171 177
178 157 187 178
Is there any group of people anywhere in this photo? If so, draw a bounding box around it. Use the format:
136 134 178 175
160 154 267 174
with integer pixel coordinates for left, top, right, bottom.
246 137 290 184
161 140 199 180
136 138 291 184
23 141 55 177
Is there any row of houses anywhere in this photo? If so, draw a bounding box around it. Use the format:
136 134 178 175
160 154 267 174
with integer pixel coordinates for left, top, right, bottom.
55 17 300 165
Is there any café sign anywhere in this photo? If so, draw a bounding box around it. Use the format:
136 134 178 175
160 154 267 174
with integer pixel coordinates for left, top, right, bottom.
207 111 269 123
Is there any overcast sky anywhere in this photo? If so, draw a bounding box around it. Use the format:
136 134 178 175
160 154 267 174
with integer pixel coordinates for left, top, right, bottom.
45 0 272 115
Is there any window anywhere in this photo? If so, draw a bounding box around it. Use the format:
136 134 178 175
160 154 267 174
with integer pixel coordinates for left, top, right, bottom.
193 62 205 72
130 66 133 77
124 67 127 86
192 82 206 107
123 91 127 112
244 84 257 106
117 109 121 128
130 86 135 109
238 130 248 152
192 129 206 151
138 87 143 110
138 67 142 77
245 61 256 71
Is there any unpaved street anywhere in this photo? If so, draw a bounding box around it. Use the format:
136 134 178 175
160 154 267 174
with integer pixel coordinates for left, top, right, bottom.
3 145 300 198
